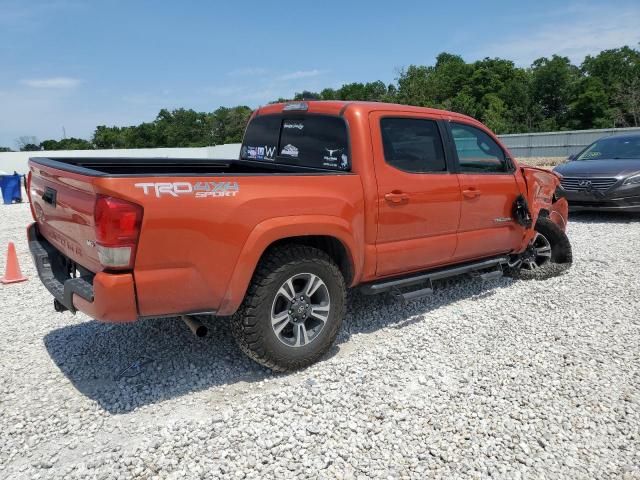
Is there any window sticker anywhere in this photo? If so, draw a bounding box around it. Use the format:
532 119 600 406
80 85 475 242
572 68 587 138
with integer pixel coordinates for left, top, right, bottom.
340 154 349 170
322 148 342 167
242 145 276 161
283 121 304 131
246 146 258 159
281 144 299 158
263 145 276 160
582 151 601 159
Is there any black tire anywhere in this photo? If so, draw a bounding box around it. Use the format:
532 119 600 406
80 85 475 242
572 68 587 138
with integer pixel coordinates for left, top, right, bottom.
507 216 573 280
231 245 346 372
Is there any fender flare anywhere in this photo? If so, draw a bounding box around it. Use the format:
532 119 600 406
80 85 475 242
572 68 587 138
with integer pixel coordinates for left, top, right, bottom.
217 215 362 316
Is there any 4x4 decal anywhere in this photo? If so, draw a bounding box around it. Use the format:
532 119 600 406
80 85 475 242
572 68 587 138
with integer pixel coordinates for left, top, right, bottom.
135 181 239 198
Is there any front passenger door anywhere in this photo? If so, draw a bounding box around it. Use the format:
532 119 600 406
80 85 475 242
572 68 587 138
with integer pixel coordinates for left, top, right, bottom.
448 122 525 261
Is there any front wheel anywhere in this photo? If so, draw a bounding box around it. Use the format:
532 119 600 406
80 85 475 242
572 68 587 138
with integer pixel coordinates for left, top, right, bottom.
231 245 346 372
507 217 572 280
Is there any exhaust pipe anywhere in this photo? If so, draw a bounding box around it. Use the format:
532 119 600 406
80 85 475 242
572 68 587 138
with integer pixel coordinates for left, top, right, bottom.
181 315 208 338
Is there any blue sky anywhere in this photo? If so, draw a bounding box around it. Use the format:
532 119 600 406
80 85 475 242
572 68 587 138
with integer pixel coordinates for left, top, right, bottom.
1 0 639 147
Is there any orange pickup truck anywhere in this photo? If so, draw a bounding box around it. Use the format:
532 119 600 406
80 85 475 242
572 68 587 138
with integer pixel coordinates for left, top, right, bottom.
27 101 572 371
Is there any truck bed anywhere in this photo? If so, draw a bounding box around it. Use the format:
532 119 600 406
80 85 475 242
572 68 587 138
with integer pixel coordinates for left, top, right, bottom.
27 154 363 319
30 156 348 176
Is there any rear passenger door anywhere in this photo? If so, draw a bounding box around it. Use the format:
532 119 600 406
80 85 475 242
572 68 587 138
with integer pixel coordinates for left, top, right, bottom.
446 121 525 261
370 112 462 277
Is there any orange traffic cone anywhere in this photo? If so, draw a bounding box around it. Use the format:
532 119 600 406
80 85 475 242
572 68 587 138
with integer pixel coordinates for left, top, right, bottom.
1 242 27 284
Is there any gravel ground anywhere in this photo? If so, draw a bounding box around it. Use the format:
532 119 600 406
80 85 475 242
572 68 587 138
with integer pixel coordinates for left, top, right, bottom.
1 202 639 480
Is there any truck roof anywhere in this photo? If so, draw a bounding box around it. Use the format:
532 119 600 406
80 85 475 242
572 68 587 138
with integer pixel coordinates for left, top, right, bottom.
256 100 480 124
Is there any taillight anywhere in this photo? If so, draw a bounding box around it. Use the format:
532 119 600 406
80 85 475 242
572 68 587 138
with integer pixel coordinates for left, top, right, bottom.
26 171 36 221
94 195 143 269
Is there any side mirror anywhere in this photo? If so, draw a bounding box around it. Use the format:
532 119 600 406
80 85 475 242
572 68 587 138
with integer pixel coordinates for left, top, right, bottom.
567 154 576 161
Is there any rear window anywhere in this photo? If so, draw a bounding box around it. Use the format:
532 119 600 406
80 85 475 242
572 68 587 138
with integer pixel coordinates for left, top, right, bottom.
240 114 350 170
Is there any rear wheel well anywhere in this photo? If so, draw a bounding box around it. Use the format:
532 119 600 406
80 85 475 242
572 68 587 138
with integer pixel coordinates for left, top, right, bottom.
261 236 354 285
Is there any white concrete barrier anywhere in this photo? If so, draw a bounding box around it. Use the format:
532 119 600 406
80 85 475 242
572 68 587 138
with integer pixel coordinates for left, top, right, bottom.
0 144 242 175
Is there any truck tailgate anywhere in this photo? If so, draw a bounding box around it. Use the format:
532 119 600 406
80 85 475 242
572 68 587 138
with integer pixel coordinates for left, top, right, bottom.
29 162 103 272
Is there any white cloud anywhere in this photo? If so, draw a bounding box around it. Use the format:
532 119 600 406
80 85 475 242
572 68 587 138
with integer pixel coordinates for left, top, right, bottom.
278 69 323 81
202 85 247 97
479 4 640 65
202 68 329 105
226 67 268 77
22 77 82 89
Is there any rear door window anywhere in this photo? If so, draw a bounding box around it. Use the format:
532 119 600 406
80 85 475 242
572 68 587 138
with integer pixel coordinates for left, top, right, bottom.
380 118 447 173
241 114 350 170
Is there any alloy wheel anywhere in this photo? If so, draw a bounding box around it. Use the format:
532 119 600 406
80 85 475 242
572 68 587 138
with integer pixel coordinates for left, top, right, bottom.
521 232 552 270
270 273 331 347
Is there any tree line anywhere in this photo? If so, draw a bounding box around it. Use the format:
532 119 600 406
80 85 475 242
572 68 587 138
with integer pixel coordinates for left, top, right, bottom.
6 45 639 152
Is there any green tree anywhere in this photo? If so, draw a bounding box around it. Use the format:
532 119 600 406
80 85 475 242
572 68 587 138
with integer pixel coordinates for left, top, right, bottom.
40 138 94 150
568 77 610 129
93 126 127 149
614 74 640 127
396 65 435 106
582 46 640 97
320 88 337 100
482 94 508 133
530 55 580 128
0 147 12 152
500 69 537 132
581 46 640 127
431 53 473 106
154 109 213 147
210 106 252 144
16 136 39 151
293 90 321 100
20 144 40 151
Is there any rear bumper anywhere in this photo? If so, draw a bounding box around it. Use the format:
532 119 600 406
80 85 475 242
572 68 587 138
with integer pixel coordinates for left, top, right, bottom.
27 223 138 323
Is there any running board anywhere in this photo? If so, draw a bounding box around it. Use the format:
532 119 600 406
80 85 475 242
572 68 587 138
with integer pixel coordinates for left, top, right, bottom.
392 281 434 304
360 256 509 296
479 268 503 281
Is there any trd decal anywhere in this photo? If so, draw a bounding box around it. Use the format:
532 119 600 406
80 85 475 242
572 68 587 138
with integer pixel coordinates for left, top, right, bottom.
135 181 239 198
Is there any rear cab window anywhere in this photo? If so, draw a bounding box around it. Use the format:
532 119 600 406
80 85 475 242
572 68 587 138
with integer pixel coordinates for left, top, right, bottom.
240 114 350 171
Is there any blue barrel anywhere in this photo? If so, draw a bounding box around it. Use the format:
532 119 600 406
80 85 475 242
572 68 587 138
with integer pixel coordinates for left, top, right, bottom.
0 174 23 204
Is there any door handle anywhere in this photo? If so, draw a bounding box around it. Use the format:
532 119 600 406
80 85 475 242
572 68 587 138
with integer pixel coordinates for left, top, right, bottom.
42 187 57 206
384 191 409 204
462 188 481 199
